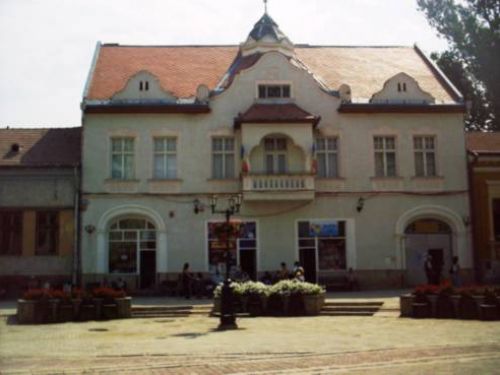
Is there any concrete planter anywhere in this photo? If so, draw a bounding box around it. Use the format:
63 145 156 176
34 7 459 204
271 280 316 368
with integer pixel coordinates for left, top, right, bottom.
427 294 439 318
303 294 324 316
17 299 37 324
213 297 221 313
116 297 132 318
399 294 414 317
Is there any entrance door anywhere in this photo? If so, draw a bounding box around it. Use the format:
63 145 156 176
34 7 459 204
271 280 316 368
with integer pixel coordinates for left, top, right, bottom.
404 219 452 286
240 250 257 280
300 248 317 283
140 251 156 289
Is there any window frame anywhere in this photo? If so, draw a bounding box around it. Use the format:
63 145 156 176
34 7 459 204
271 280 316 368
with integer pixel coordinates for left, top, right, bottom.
211 136 235 179
0 210 23 256
256 81 293 100
110 137 135 180
153 136 177 180
35 211 59 256
413 135 437 177
315 136 339 178
373 136 397 177
264 137 288 174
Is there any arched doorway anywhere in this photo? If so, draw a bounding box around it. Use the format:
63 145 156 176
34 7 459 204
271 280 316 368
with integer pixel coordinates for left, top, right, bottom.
108 217 157 289
404 219 452 285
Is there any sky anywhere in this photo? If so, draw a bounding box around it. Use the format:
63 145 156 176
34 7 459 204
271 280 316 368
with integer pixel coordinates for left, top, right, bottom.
0 0 449 128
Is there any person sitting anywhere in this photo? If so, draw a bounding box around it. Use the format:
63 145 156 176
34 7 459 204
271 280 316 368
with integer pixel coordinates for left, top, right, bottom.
211 269 224 285
260 271 273 285
278 262 290 280
295 270 305 282
115 277 127 291
293 261 305 279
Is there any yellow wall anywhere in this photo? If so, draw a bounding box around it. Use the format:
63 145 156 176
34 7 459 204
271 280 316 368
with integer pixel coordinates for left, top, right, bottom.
22 211 36 256
58 210 74 256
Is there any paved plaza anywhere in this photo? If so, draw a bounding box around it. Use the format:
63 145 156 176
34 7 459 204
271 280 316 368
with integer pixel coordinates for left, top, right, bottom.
1 291 500 374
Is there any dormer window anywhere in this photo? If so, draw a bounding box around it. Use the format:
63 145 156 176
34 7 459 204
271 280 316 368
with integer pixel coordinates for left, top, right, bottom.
258 84 291 99
397 82 407 92
139 81 149 91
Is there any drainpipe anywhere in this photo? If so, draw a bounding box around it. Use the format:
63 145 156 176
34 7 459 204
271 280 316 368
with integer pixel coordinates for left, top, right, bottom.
72 165 81 286
467 150 480 283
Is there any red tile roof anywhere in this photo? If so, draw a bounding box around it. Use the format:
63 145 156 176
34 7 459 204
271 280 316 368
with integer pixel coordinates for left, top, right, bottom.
466 132 500 153
235 103 319 127
0 127 81 167
86 45 457 103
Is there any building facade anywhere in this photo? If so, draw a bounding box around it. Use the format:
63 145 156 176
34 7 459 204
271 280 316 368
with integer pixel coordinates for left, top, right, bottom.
0 128 81 295
80 14 471 290
467 132 500 283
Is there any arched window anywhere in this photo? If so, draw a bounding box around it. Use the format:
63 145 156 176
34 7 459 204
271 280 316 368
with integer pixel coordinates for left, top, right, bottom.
108 218 156 274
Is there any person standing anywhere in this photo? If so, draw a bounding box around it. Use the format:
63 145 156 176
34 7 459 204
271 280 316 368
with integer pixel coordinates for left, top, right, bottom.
182 263 193 299
449 256 462 287
424 255 434 284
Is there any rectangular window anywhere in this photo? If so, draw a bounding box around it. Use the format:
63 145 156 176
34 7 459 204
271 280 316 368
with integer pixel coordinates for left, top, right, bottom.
0 211 22 255
258 84 291 99
264 137 287 174
111 138 134 179
36 211 58 255
153 137 177 179
212 137 235 179
374 136 396 177
414 136 436 177
297 220 347 271
316 137 339 178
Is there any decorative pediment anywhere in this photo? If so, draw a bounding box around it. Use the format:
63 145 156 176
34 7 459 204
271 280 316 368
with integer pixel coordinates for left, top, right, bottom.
370 72 435 104
112 71 176 101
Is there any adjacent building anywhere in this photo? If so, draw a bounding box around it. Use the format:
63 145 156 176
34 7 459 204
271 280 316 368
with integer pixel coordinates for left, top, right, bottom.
467 132 500 283
78 13 471 291
0 128 81 295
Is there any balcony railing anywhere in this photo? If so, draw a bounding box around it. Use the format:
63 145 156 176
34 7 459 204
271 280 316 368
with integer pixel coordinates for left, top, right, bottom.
242 173 315 201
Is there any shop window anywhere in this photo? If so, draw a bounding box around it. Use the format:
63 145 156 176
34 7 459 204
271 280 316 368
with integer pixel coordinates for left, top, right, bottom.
0 211 22 255
208 221 257 278
493 199 500 241
297 220 346 271
36 211 58 255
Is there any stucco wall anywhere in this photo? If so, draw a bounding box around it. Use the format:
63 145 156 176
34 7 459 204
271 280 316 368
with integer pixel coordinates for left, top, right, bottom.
81 50 470 287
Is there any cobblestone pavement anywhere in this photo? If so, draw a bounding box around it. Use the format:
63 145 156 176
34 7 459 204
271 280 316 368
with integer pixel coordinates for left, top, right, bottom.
1 292 500 374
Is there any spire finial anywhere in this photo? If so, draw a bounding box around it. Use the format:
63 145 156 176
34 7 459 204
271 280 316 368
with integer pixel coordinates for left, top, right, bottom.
264 0 268 14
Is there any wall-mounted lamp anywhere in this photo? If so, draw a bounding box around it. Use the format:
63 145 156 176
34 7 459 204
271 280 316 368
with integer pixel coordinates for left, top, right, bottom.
84 224 96 234
193 199 203 214
356 197 365 213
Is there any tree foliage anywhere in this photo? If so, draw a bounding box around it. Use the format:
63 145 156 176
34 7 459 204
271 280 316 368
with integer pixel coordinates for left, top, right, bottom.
417 0 500 131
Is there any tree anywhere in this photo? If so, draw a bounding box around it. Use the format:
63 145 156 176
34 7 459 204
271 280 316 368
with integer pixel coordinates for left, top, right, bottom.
417 0 500 131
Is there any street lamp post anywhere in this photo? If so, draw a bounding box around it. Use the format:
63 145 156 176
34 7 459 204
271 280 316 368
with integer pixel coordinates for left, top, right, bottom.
210 194 242 330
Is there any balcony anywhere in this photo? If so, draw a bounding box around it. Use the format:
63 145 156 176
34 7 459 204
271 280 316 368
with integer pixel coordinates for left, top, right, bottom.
242 174 315 201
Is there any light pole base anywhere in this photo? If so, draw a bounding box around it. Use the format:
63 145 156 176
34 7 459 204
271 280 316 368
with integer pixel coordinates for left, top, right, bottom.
217 316 238 330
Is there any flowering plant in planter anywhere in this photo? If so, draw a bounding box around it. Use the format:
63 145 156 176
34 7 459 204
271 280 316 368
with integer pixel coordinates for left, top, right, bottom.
213 282 243 298
22 289 50 300
239 281 269 297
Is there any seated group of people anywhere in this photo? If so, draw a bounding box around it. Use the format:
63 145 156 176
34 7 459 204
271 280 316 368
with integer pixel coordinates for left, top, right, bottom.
260 262 306 285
